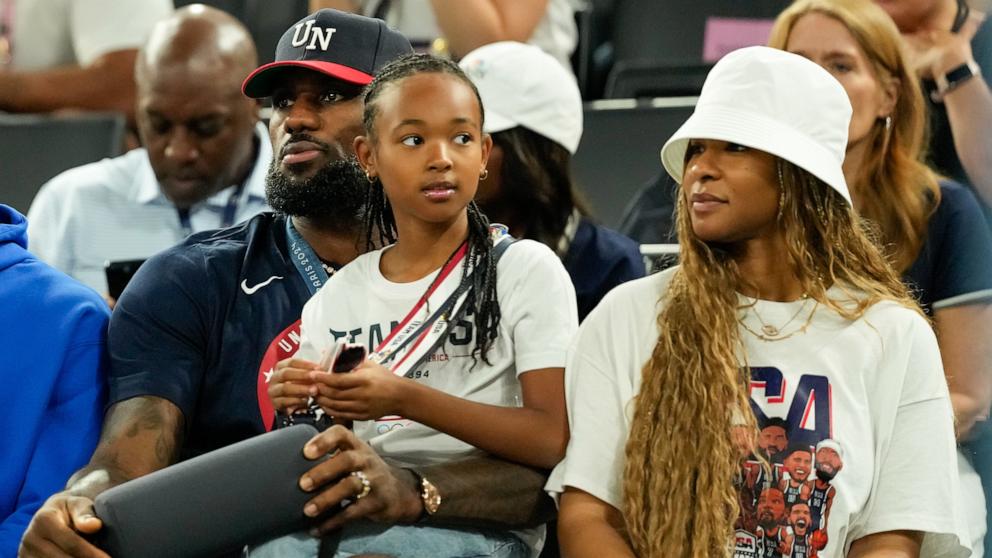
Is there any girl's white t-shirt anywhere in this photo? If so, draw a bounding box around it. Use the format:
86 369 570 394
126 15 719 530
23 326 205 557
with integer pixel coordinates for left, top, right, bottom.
547 267 972 557
298 239 578 467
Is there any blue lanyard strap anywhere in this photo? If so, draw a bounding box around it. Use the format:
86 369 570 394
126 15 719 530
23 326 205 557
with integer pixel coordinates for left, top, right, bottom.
285 217 331 296
177 208 192 237
176 184 245 237
220 183 245 228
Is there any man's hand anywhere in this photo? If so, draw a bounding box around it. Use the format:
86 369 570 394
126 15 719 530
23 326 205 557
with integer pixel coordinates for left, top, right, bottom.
18 492 109 558
19 397 183 557
903 11 984 79
310 361 412 421
298 425 422 535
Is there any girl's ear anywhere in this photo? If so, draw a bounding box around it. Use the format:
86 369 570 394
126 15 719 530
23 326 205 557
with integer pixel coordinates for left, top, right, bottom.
480 133 493 174
354 135 376 177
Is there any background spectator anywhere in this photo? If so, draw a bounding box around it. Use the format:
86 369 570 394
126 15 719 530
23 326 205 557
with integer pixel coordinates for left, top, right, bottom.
310 0 582 69
0 0 173 122
26 5 269 296
875 0 992 210
460 41 643 320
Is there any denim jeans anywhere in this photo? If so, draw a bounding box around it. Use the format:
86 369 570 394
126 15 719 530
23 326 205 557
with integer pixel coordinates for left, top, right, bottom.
249 521 529 558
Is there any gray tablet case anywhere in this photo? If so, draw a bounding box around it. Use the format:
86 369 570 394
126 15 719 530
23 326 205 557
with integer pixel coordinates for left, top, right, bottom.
93 424 328 557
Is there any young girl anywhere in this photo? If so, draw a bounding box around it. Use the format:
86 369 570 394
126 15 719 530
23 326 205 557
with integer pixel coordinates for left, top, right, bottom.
260 54 577 557
769 1 992 552
548 46 969 558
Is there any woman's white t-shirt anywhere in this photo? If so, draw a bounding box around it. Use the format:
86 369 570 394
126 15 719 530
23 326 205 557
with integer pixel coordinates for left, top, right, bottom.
547 267 971 557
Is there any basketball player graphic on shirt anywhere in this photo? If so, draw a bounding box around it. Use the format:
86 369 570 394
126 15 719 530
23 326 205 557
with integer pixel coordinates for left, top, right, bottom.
778 445 814 507
782 502 813 558
741 418 791 531
808 439 844 553
751 418 790 483
755 487 790 558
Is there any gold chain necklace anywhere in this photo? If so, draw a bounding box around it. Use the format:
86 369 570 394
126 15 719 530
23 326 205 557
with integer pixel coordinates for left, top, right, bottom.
739 298 819 342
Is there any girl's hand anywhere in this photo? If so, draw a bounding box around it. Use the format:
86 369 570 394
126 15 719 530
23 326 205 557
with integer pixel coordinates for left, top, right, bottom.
269 357 321 414
309 360 414 420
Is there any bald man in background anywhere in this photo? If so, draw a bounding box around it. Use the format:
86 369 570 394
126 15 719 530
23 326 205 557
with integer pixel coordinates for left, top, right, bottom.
27 4 271 300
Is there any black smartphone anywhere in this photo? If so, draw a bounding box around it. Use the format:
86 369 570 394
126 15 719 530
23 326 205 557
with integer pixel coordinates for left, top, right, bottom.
104 259 146 299
333 345 367 372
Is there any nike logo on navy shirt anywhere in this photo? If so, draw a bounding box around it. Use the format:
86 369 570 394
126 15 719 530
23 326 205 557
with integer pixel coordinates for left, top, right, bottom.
241 275 284 295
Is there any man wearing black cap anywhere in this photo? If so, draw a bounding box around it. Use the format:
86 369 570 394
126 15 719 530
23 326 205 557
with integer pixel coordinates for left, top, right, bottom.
19 10 552 558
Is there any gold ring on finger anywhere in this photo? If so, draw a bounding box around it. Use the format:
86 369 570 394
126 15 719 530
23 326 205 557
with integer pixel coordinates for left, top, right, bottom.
351 470 371 500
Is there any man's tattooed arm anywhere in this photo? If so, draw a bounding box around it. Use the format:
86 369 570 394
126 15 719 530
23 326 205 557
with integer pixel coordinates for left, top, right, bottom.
65 396 185 499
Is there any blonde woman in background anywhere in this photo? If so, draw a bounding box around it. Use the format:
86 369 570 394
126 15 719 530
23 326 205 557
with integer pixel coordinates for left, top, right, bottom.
770 1 992 553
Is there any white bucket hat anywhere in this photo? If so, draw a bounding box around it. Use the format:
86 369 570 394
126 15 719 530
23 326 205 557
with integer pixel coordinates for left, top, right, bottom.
660 46 853 206
459 41 583 154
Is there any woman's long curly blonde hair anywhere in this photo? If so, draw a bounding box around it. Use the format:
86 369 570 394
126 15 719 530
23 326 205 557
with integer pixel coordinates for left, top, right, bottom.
621 160 920 557
768 0 940 272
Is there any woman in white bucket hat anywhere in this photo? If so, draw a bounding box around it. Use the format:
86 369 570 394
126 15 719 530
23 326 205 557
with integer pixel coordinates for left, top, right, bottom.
546 46 969 557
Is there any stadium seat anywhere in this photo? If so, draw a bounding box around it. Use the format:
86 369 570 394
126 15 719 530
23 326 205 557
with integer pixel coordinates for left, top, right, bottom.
0 112 125 214
571 99 694 229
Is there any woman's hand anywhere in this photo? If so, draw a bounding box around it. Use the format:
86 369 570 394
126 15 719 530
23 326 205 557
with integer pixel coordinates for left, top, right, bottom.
902 11 983 79
269 357 321 414
309 359 415 420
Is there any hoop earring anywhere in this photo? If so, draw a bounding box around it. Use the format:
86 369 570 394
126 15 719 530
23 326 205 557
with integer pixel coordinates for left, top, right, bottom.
479 169 489 181
365 171 376 184
884 115 892 132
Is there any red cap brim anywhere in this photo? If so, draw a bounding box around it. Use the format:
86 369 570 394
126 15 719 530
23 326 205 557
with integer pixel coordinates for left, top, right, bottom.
242 60 374 98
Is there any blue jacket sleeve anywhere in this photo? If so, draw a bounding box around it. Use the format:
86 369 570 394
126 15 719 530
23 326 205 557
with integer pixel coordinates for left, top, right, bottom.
0 302 108 556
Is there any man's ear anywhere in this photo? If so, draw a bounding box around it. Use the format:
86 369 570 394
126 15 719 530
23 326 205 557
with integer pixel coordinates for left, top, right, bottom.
354 135 376 177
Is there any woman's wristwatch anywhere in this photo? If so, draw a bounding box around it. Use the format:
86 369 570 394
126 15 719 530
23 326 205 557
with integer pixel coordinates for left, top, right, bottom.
932 59 982 102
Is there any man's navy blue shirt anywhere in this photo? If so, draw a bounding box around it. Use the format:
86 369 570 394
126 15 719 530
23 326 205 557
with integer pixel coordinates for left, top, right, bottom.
108 212 315 458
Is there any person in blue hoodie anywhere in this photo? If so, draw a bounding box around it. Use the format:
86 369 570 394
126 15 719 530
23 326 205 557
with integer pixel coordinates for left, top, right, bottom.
0 204 109 556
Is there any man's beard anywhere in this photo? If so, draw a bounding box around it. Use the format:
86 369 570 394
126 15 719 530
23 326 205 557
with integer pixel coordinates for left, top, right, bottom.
815 466 837 482
265 157 367 227
758 510 779 529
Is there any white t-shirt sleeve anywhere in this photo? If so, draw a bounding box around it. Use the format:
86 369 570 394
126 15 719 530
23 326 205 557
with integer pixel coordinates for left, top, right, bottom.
26 178 73 276
847 312 970 557
546 283 648 510
70 0 173 65
497 240 578 374
297 287 330 364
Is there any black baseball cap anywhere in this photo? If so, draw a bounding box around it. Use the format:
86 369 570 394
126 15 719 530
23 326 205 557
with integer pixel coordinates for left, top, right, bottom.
242 9 412 98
